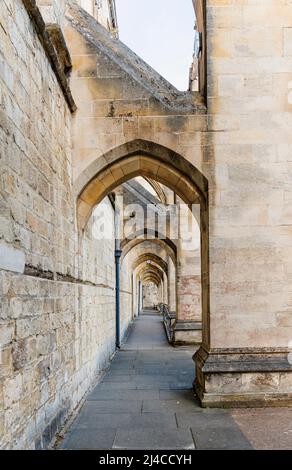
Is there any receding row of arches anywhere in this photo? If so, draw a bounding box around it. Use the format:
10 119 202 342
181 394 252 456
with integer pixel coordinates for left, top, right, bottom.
75 139 209 374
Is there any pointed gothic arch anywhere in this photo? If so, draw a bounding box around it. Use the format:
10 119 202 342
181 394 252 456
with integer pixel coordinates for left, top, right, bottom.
75 139 210 346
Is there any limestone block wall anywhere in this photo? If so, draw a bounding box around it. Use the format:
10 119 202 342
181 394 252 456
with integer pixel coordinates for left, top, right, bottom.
168 258 176 312
81 194 133 354
0 0 74 278
206 0 292 350
191 0 292 406
0 1 134 448
0 272 118 449
176 202 201 323
77 0 96 17
120 256 133 337
81 198 115 285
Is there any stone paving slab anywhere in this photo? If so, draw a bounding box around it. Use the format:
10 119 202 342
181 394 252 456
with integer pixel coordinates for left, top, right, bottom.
134 375 177 384
113 428 195 450
87 389 160 401
58 312 199 449
191 427 253 450
142 399 199 413
102 374 137 383
176 411 239 429
80 400 143 414
71 412 177 430
159 389 197 400
105 369 136 375
71 413 134 430
110 363 136 370
60 429 116 450
136 383 173 390
168 383 194 390
231 409 292 450
98 382 138 391
58 311 292 450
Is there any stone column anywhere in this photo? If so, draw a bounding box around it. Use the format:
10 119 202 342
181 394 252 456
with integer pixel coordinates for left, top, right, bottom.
193 0 292 408
131 273 135 319
167 257 176 313
163 272 168 305
173 202 202 345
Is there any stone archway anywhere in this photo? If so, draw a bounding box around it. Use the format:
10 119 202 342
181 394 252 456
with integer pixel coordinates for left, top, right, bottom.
121 230 177 266
122 238 175 318
138 264 164 284
132 253 168 275
74 139 207 231
135 261 166 310
75 139 210 348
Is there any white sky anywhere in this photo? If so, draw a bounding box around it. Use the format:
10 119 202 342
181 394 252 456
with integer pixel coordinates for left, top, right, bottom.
115 0 195 91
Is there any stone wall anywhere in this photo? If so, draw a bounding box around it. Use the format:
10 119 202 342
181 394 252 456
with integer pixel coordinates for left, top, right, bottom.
194 0 292 406
3 0 291 447
0 0 74 277
0 1 133 448
143 282 159 309
0 272 119 448
206 0 292 350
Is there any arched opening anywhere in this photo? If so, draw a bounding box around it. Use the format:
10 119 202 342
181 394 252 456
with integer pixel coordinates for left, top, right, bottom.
74 140 207 229
121 230 177 265
75 138 209 362
134 256 167 312
121 238 174 319
132 253 168 275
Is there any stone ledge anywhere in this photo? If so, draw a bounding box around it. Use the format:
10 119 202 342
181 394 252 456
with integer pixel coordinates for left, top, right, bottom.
194 346 292 408
175 320 202 331
22 0 77 113
195 384 292 409
173 320 202 346
194 346 292 373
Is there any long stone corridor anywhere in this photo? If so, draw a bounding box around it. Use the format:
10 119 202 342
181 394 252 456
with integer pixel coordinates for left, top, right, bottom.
57 312 292 450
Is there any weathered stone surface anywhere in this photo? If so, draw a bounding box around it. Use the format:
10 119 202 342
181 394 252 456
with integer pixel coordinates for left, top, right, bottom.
1 0 292 452
173 321 202 346
0 243 25 274
0 0 133 450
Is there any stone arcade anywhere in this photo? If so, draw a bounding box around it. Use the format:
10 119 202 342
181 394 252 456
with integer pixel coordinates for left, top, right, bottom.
0 0 292 450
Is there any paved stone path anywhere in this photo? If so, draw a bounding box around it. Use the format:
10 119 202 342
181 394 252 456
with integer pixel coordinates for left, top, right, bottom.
58 311 292 450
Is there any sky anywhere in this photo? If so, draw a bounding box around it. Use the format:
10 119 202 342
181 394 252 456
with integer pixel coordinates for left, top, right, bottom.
115 0 195 91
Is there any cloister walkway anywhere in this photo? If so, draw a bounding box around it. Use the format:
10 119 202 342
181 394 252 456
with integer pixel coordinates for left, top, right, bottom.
57 312 292 450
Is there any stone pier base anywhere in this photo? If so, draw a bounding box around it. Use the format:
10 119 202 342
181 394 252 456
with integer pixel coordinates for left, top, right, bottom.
173 320 202 346
193 346 292 408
